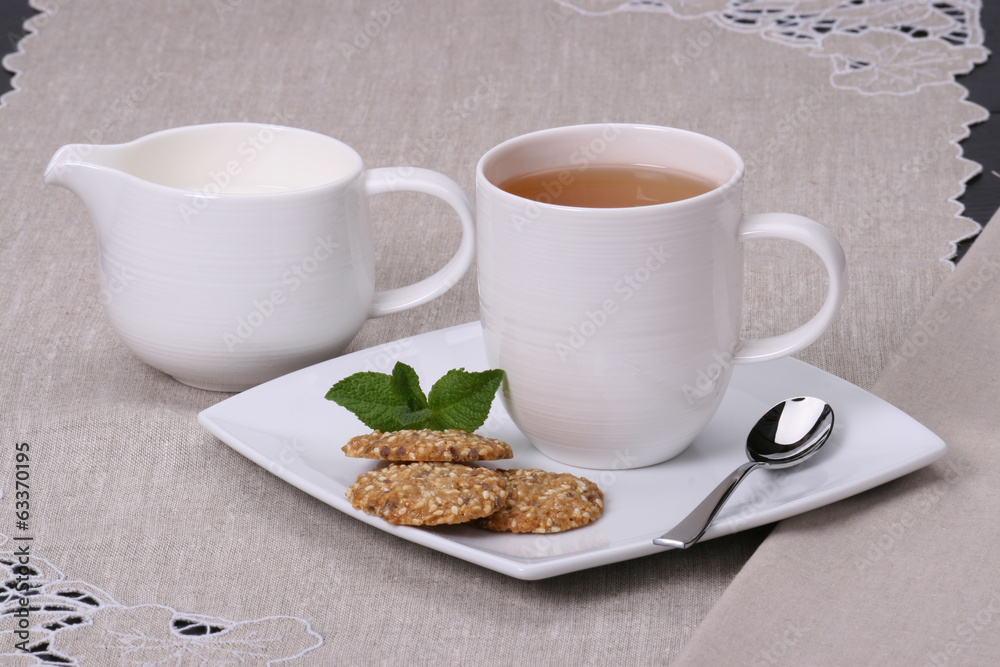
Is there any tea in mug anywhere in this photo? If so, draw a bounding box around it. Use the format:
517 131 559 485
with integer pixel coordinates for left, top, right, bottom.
499 164 716 208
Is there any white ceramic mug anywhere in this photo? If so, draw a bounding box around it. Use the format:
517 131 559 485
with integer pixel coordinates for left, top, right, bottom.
45 123 475 392
476 124 846 469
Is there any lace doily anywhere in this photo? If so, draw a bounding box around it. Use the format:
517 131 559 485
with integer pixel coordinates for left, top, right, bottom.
556 0 988 95
0 531 323 665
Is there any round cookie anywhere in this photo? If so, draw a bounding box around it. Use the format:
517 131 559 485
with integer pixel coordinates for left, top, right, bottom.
346 462 507 526
478 469 604 534
342 429 513 462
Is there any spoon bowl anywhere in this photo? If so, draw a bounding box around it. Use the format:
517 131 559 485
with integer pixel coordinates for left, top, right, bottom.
654 396 834 549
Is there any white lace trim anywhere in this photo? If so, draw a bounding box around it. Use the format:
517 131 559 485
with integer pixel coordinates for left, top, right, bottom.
0 529 324 665
556 0 990 261
556 0 988 95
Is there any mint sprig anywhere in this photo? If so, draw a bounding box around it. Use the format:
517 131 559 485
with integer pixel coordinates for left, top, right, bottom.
325 362 504 433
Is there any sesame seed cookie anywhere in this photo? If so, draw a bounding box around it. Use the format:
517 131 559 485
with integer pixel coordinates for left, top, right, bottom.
342 429 513 462
346 462 507 526
477 469 604 534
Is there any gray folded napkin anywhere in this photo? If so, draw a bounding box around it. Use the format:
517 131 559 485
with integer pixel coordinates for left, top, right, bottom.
675 208 1000 665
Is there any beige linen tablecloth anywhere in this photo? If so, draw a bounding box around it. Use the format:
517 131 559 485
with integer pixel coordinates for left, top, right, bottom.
675 206 1000 666
0 1 991 664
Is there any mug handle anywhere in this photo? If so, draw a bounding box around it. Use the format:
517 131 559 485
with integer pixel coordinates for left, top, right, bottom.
733 212 847 363
363 167 476 316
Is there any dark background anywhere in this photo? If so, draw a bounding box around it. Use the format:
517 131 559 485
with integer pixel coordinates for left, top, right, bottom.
954 1 1000 259
1 3 997 259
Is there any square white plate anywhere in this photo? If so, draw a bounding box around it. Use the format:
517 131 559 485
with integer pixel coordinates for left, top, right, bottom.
198 321 945 580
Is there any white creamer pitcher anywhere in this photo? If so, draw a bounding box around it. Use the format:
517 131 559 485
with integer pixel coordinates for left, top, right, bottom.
44 123 475 392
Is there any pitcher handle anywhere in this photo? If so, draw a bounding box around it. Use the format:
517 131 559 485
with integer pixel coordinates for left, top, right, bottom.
733 213 847 363
364 167 476 316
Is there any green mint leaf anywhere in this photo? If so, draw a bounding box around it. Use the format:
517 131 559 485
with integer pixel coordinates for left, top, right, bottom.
325 363 504 433
324 362 432 431
426 368 505 432
395 407 434 428
391 361 429 414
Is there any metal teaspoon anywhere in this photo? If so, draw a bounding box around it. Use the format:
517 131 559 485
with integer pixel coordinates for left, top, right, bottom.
654 396 835 549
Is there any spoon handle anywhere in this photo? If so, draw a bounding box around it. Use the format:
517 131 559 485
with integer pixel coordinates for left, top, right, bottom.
654 461 761 549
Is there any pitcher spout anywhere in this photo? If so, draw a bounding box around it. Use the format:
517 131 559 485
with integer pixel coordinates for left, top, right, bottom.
45 143 113 186
44 143 128 232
